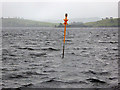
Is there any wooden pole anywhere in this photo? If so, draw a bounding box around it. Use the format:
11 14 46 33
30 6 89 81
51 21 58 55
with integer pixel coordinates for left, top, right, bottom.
62 24 66 59
62 13 68 59
62 43 65 59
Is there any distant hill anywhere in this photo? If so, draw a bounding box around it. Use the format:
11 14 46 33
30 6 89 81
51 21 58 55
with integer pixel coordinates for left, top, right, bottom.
1 17 119 27
38 17 101 23
1 18 57 27
57 18 120 27
84 18 119 27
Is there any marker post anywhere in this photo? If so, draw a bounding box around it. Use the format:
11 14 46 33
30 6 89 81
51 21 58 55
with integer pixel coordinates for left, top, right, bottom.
62 13 68 59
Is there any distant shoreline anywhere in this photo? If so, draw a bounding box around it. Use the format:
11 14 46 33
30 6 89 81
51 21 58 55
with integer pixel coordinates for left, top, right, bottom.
1 27 119 29
1 17 120 27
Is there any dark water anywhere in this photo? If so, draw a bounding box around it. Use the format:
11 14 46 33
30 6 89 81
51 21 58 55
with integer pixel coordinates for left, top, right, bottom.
1 27 118 88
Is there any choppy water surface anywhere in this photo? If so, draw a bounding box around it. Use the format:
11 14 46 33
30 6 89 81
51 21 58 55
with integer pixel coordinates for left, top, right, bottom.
2 27 118 88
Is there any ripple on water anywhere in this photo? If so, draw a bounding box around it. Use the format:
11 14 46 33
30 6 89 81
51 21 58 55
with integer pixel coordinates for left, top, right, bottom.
2 27 118 88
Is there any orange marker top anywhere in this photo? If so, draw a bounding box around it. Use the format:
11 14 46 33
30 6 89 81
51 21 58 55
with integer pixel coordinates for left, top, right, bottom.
63 13 68 25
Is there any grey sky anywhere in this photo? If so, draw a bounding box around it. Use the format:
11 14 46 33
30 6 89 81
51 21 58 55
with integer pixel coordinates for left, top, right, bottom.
2 2 118 20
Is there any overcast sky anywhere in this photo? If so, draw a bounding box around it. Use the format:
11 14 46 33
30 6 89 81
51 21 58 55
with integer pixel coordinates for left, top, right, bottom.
1 1 118 20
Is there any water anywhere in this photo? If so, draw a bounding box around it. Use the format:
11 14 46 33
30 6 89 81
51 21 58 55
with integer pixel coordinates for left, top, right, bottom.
1 27 118 88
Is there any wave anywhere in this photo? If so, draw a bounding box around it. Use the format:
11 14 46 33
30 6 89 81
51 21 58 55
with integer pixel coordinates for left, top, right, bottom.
29 52 46 57
22 71 49 76
98 41 118 44
18 47 36 50
42 78 87 84
86 77 106 84
3 74 27 80
2 49 9 55
41 47 60 51
82 70 110 75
